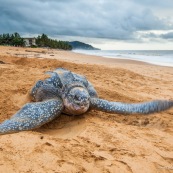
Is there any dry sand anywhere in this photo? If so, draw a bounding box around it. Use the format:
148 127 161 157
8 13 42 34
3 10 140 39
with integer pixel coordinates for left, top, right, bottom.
0 46 173 173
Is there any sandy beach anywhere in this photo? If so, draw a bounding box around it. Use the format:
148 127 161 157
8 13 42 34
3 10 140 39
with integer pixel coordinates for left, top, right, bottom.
0 46 173 173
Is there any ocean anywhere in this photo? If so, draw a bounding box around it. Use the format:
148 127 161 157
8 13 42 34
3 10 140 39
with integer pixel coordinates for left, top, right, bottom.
73 49 173 67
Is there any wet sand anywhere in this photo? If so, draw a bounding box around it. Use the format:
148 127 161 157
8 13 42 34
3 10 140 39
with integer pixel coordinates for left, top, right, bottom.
0 46 173 173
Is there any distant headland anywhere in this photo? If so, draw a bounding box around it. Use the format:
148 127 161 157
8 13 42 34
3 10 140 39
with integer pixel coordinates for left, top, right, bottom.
68 41 100 50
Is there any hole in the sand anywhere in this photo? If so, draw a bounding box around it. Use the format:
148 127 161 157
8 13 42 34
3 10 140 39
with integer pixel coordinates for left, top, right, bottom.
0 60 6 64
44 142 53 146
36 114 88 139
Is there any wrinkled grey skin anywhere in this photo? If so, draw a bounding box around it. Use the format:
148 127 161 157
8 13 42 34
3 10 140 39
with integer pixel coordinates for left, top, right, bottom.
0 68 173 135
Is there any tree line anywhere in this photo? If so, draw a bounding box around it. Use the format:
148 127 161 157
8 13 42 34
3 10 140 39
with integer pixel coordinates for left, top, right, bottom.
0 32 72 50
0 32 25 46
36 34 72 50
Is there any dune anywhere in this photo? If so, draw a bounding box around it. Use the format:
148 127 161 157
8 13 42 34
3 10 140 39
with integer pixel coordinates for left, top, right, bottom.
0 46 173 173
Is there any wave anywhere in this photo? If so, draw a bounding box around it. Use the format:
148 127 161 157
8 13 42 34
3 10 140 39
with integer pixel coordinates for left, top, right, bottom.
73 49 173 67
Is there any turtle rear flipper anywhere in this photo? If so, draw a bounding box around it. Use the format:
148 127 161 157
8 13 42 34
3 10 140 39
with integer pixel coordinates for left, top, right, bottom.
0 99 63 135
90 98 173 114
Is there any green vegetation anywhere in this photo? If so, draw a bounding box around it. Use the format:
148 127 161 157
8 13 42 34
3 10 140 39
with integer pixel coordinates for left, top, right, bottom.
0 33 99 50
0 32 25 46
36 34 72 50
68 41 100 50
0 32 72 50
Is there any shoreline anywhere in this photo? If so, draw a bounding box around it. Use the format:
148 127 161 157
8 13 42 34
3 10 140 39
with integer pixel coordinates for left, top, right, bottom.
1 45 172 68
72 49 173 68
0 46 151 66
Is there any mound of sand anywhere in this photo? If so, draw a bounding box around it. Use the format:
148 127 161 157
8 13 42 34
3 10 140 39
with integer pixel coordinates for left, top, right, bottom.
0 46 173 173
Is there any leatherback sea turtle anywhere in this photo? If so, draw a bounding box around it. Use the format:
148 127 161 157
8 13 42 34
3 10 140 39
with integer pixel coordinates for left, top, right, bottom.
0 68 173 135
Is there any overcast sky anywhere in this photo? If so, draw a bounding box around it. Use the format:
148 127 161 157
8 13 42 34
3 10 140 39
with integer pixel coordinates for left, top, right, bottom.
1 0 173 50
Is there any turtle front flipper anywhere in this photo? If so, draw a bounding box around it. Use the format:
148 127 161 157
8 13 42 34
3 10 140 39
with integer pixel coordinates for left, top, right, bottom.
0 99 64 135
90 98 173 114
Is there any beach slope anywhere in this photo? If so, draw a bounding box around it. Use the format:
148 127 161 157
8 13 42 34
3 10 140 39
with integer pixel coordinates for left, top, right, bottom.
0 46 173 173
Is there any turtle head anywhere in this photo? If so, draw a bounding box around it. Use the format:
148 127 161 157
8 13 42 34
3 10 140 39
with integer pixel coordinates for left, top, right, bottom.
63 87 90 115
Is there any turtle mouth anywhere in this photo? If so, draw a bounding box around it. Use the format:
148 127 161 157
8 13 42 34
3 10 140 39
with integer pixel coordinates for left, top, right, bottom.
74 103 89 111
63 98 90 115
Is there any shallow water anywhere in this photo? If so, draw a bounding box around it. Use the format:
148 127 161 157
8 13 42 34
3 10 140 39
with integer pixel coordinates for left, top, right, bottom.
73 49 173 67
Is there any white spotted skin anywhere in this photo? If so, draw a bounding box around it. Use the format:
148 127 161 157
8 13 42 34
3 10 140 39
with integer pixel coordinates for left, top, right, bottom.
90 98 173 114
0 99 64 135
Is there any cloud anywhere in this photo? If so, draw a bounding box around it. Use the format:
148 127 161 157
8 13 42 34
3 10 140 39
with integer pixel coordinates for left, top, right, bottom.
161 32 173 39
0 0 173 41
132 0 173 8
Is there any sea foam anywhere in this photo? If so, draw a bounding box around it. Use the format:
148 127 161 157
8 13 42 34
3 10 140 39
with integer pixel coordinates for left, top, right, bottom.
73 49 173 67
